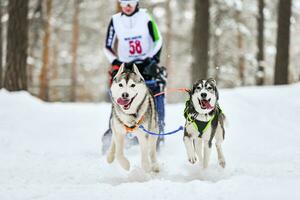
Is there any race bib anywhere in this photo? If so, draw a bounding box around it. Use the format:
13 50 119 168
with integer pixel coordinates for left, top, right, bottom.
129 39 143 55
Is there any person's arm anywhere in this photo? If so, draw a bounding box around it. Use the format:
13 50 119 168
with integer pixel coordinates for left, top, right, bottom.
104 18 121 65
147 15 163 63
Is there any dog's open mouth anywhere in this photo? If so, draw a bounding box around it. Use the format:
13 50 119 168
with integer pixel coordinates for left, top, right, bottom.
117 94 137 110
198 98 213 109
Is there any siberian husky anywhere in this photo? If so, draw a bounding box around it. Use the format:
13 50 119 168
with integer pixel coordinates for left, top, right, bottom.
183 78 226 169
107 64 160 172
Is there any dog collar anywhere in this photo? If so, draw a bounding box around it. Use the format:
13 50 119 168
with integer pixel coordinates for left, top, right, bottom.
124 115 145 133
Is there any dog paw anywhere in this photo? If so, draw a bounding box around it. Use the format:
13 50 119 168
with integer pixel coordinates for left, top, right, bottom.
188 156 197 164
151 163 160 173
106 151 115 164
118 156 130 171
219 160 226 168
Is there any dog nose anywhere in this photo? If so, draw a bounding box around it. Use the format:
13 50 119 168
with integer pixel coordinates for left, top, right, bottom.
122 92 129 99
201 93 207 98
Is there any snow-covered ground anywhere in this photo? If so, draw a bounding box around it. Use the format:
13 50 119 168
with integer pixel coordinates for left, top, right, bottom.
1 84 300 200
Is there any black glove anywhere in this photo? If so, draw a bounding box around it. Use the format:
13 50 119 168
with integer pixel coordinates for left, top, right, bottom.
142 57 157 78
112 59 122 66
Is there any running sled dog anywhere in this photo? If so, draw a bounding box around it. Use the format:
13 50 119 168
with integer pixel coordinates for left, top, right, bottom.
106 64 160 172
183 78 226 169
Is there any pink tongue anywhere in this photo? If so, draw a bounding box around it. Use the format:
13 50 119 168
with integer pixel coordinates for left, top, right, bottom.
117 98 130 106
202 100 213 109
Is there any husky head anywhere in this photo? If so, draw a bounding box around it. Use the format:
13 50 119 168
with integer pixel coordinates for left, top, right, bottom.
190 78 219 114
111 64 148 114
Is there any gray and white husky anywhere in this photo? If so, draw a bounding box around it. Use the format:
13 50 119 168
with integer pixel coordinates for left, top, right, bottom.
183 78 226 169
107 64 160 172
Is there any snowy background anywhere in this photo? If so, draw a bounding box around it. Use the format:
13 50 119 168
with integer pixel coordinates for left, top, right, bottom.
1 83 300 200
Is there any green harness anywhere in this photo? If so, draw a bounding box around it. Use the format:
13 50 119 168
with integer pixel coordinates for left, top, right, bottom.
184 100 222 138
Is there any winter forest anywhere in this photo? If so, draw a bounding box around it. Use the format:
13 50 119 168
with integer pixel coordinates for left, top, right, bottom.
0 0 299 102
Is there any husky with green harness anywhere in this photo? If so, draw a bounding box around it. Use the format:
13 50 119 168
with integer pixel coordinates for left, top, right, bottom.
183 79 226 169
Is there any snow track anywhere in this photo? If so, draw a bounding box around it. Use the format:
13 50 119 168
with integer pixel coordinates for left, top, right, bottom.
1 84 300 200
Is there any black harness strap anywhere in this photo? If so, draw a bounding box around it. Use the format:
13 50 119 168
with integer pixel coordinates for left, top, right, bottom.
195 120 210 138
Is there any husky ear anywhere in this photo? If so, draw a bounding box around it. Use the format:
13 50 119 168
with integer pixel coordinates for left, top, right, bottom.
133 64 144 81
192 80 201 93
208 78 219 100
114 63 125 78
208 78 217 87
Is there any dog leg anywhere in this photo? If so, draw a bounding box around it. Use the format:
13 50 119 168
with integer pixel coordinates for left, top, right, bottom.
216 142 226 168
184 136 197 164
194 137 203 164
203 141 212 169
106 138 115 163
136 133 151 172
115 133 130 171
148 135 160 172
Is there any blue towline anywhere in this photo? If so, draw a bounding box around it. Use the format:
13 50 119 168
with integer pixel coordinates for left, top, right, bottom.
139 125 184 136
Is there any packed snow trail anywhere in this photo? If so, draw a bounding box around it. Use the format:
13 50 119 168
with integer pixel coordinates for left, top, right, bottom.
0 84 300 200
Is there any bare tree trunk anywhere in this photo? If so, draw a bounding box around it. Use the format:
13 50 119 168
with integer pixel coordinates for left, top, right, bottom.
39 0 52 100
274 0 292 85
191 0 210 83
28 0 43 89
0 1 3 89
4 0 29 91
236 10 246 86
256 0 265 86
70 0 80 102
50 27 61 101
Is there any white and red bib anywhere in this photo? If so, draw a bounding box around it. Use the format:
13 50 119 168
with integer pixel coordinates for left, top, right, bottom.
112 9 154 62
